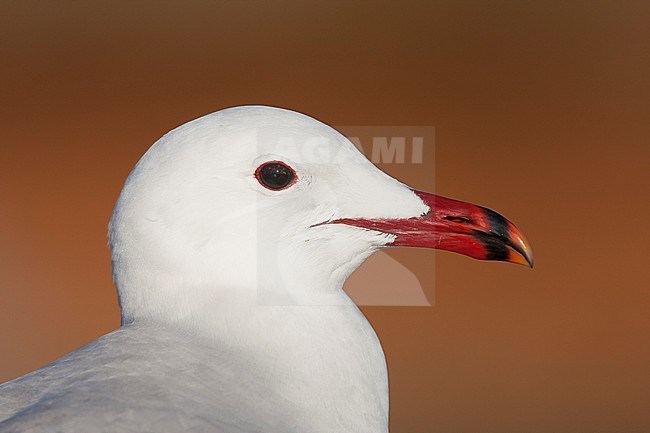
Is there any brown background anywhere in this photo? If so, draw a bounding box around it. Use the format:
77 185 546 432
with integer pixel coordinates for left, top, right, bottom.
1 1 649 432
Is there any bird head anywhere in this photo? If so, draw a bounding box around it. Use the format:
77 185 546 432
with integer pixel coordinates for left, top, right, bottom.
109 106 532 322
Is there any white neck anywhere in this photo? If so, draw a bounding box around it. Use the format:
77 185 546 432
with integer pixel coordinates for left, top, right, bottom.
123 279 389 432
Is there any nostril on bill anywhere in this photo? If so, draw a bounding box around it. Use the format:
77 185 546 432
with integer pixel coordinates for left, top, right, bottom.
443 216 472 223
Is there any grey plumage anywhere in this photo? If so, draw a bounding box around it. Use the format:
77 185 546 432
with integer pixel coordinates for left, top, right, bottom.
1 323 298 433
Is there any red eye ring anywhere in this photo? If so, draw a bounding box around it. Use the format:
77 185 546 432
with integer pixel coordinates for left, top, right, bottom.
255 161 297 191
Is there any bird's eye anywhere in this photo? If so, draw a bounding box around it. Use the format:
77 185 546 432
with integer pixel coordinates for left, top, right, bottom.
255 161 296 190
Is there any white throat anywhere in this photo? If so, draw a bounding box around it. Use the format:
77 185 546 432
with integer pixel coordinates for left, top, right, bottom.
117 268 390 432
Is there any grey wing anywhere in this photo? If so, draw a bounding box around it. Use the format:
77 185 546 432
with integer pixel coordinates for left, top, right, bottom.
0 371 232 433
0 327 229 432
0 393 231 433
0 325 295 433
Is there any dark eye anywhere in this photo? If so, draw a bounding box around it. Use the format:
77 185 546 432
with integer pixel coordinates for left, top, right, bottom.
255 161 296 190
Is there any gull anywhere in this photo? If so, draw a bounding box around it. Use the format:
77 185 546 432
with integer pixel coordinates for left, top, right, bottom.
0 106 532 432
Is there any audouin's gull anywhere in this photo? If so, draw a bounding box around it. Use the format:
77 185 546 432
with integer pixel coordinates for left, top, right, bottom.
0 106 532 432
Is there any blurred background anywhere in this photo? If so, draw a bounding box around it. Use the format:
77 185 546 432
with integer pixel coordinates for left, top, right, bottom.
1 1 648 432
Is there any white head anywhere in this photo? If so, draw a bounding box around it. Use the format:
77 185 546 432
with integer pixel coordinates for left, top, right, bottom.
109 106 531 325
